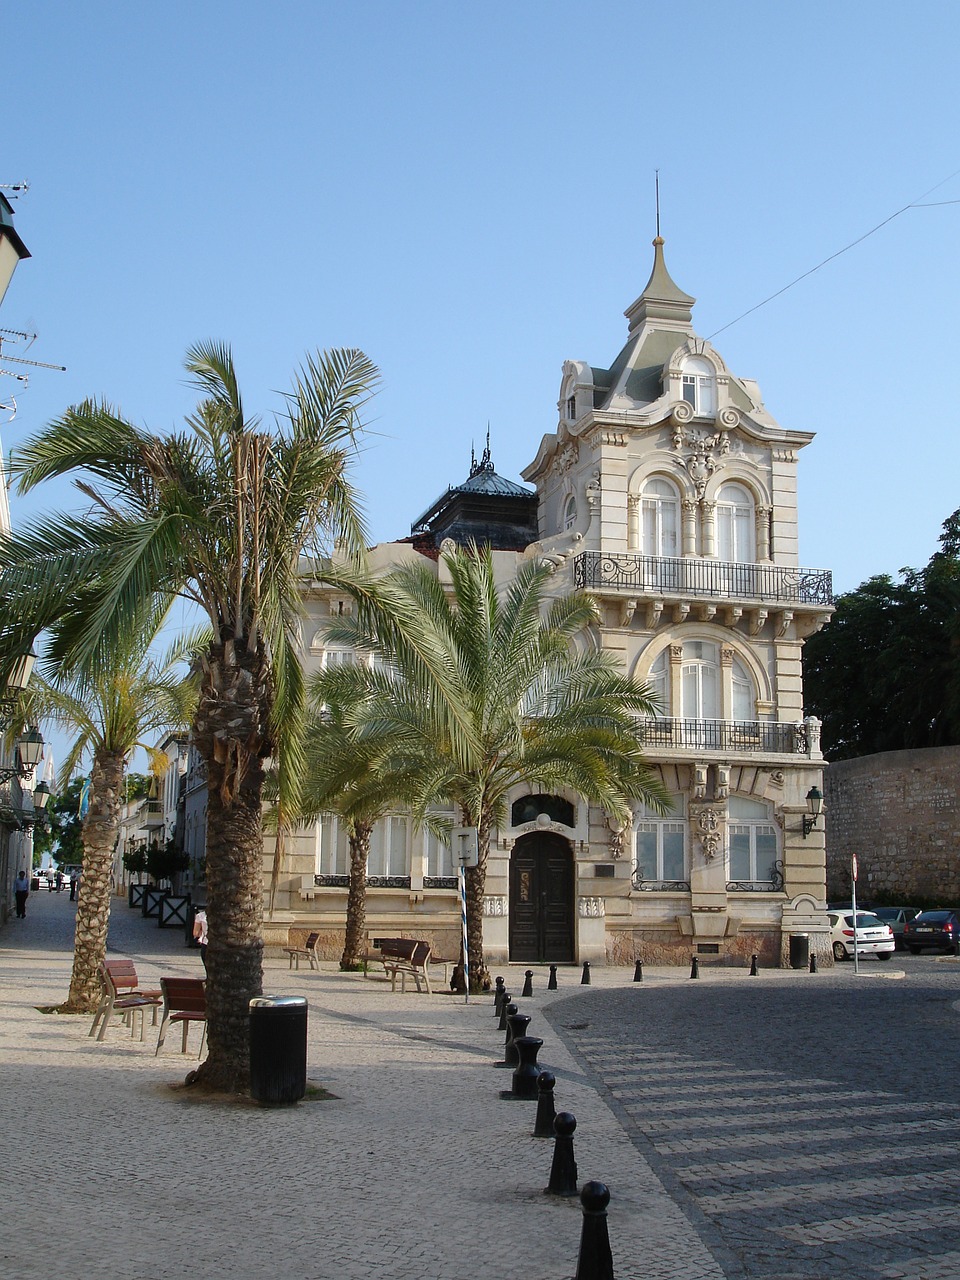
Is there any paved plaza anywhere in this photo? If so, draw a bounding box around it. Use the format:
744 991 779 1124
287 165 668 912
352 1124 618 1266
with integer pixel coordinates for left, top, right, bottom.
1 889 958 1279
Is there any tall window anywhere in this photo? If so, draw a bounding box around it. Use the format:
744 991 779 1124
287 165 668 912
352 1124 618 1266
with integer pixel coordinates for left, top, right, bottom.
366 816 409 877
562 494 577 532
681 356 716 417
716 483 755 563
732 657 754 722
681 640 720 720
321 646 362 670
647 649 669 717
635 796 686 884
727 796 779 884
316 814 349 876
641 477 679 558
424 807 455 878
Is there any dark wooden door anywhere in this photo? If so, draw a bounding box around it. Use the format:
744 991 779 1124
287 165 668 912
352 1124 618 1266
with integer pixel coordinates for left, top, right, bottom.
509 833 575 963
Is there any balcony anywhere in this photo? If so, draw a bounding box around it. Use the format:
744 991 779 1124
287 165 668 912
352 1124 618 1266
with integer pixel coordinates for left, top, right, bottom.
143 800 164 828
636 716 811 756
574 552 832 608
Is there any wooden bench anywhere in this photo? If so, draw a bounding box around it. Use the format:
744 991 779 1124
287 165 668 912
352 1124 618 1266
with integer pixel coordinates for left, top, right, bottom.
89 959 163 1043
374 938 433 994
283 931 322 971
155 977 207 1058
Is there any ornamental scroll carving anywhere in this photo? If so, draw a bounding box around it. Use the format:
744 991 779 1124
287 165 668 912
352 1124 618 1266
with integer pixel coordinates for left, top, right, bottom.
690 803 725 861
578 897 606 919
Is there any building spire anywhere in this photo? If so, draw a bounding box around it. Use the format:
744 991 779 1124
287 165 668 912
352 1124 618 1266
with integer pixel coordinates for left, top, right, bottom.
623 236 696 333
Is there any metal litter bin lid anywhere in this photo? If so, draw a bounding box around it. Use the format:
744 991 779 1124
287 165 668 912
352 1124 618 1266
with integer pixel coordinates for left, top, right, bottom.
249 996 308 1011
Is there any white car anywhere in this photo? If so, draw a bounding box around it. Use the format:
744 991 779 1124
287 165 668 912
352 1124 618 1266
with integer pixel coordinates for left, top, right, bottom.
827 910 895 961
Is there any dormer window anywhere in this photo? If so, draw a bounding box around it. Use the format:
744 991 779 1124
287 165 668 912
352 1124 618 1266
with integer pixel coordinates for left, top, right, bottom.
566 395 577 421
562 494 577 532
681 356 716 417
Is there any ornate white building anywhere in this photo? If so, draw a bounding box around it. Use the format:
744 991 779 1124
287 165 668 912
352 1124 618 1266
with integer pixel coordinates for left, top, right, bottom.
272 239 834 966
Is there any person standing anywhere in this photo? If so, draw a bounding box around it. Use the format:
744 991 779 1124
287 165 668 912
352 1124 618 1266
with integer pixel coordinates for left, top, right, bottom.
14 869 29 918
192 907 208 970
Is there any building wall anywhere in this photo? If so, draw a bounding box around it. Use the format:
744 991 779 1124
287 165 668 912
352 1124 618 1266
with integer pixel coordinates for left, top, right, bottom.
824 746 960 903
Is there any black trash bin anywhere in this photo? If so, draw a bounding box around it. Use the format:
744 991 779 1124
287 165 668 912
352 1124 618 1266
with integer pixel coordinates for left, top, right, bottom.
789 933 810 970
249 996 308 1105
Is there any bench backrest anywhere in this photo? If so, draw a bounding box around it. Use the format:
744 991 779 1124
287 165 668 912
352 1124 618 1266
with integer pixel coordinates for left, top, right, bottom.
160 976 206 1015
304 932 320 950
410 941 431 968
102 959 141 995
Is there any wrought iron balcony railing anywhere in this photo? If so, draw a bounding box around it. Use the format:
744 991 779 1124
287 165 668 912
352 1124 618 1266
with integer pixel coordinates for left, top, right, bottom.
574 551 833 606
636 716 808 755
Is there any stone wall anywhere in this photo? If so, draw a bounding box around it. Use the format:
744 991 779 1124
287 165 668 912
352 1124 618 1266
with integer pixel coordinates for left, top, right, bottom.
824 746 960 903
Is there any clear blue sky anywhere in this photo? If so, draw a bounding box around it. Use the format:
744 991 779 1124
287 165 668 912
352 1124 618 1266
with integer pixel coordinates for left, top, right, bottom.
3 0 959 608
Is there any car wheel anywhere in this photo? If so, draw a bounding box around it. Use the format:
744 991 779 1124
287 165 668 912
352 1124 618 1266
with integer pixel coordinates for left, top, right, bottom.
909 946 921 955
833 941 847 961
877 952 892 961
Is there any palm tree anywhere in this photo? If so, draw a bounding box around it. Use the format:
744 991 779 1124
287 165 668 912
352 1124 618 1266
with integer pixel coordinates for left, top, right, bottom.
300 666 447 970
0 343 378 1090
32 637 195 1012
322 543 669 991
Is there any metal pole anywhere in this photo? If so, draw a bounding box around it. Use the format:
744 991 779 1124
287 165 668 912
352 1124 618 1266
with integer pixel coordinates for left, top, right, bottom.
459 863 469 1005
851 853 859 976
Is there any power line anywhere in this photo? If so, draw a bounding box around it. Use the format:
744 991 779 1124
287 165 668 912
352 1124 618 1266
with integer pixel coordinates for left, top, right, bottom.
707 168 960 340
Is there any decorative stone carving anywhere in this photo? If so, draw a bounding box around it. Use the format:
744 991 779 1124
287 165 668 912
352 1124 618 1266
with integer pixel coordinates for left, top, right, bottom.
693 763 708 800
670 644 683 664
768 770 784 788
607 814 627 859
672 400 695 426
718 406 740 429
483 896 507 917
804 716 822 757
557 443 579 474
690 802 725 860
646 600 664 629
720 646 735 667
578 897 606 919
620 598 638 627
585 471 602 508
603 431 627 447
716 765 730 800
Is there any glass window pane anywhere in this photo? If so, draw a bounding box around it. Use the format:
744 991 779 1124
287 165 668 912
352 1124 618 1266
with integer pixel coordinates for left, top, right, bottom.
729 827 752 880
662 828 685 880
756 828 778 881
636 827 657 880
367 820 386 876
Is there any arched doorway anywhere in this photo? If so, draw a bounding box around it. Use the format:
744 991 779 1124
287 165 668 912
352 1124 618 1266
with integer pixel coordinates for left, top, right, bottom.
509 833 575 963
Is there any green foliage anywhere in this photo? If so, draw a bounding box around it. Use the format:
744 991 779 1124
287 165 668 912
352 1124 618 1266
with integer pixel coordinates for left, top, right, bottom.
145 838 190 884
32 777 86 866
804 508 960 758
122 846 148 877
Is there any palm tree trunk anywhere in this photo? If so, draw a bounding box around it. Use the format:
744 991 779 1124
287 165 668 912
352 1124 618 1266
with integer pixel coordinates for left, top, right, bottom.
190 641 269 1094
60 749 125 1013
340 821 371 970
464 810 492 993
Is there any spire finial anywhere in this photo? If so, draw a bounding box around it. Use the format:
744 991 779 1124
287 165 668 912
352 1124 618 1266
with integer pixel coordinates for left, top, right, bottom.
655 168 661 239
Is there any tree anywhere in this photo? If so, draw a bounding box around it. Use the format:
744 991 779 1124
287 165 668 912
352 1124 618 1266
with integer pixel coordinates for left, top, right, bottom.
804 508 960 758
33 639 194 1013
0 343 377 1090
324 543 668 991
299 671 441 970
32 776 86 868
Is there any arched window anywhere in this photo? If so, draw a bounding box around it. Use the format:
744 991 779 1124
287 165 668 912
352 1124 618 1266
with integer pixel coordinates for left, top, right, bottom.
681 356 716 417
732 656 754 722
647 649 670 717
562 494 577 532
635 796 687 886
511 794 576 828
321 646 361 670
640 476 680 558
727 796 779 886
716 482 755 563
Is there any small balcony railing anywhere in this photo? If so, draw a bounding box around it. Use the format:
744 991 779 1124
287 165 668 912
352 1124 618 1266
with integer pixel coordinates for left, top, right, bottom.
143 801 164 828
574 552 832 607
636 717 808 755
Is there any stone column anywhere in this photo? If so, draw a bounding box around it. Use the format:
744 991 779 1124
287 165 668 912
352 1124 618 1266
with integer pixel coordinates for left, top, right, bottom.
701 500 716 558
682 499 698 557
756 505 772 561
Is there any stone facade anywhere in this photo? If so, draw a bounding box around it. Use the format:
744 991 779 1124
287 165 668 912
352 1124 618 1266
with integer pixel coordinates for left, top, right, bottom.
264 238 836 966
825 746 960 903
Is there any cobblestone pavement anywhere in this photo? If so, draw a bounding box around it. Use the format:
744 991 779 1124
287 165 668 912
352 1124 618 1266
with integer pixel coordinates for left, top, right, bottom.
1 890 722 1280
545 956 960 1280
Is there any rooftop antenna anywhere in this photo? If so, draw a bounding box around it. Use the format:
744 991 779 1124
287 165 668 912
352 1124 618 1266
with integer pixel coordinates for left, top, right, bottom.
655 169 661 238
0 329 66 422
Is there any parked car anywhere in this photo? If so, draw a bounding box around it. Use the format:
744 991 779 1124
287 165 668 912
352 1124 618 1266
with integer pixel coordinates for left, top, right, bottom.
827 910 895 961
902 909 960 954
871 907 922 949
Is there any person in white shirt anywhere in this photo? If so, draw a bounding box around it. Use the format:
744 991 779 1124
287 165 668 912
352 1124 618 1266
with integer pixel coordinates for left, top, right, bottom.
14 870 29 918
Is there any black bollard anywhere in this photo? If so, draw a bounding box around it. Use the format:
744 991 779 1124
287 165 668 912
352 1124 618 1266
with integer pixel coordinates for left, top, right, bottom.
809 953 818 974
633 959 643 983
495 983 509 1018
508 1035 543 1099
521 969 533 998
581 961 591 985
545 1112 578 1197
548 964 558 991
533 1070 557 1137
689 955 699 979
575 1181 614 1280
494 976 505 1008
499 1010 531 1067
498 997 515 1032
749 954 759 977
